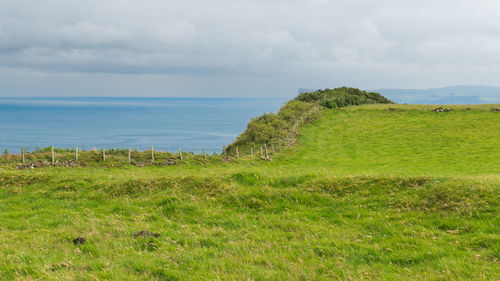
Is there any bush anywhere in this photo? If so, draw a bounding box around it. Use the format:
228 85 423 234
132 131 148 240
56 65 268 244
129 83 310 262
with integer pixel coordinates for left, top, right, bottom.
297 87 392 108
227 87 392 153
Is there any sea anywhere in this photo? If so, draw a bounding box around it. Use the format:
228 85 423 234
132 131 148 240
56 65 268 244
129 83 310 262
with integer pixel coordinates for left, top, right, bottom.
0 97 286 154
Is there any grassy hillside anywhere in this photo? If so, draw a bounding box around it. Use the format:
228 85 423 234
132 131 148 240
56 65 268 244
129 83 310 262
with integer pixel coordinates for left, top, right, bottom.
278 104 500 176
227 87 392 152
0 103 499 280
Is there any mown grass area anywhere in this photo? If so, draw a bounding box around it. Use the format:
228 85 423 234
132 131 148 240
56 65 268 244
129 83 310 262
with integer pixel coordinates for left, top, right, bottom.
0 104 499 280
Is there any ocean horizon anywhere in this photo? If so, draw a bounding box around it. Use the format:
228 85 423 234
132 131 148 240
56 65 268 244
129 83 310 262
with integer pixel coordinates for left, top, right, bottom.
0 97 287 153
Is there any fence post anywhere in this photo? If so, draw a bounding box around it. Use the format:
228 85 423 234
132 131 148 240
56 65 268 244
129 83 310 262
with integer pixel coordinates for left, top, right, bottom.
128 148 131 163
223 146 227 156
102 147 106 161
236 147 239 159
151 146 155 162
21 148 25 164
265 144 268 158
51 146 55 165
76 147 79 161
179 147 183 161
251 147 254 159
203 148 207 160
260 146 263 158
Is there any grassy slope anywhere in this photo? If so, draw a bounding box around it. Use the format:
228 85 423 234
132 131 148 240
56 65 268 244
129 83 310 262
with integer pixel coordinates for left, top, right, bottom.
0 104 499 280
278 104 500 176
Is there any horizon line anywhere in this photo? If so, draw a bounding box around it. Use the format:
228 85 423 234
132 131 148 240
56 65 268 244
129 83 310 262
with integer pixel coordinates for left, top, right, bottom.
0 96 289 99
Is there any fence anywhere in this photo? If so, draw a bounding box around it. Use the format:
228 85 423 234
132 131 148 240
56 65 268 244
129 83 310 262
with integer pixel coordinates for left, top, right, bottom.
1 105 321 166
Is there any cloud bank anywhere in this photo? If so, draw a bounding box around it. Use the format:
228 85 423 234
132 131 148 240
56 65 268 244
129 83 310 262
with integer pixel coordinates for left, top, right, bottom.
1 0 500 97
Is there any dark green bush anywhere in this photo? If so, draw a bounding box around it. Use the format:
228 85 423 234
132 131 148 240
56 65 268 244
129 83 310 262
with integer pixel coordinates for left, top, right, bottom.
297 87 392 108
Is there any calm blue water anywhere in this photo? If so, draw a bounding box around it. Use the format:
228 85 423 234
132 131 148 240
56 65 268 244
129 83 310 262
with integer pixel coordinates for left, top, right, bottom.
0 97 286 153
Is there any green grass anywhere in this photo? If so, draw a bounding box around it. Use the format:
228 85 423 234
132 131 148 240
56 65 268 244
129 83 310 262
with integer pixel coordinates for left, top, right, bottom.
0 104 499 280
278 104 500 176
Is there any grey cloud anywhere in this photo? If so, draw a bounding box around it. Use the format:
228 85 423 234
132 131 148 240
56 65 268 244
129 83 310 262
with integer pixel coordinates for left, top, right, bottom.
1 0 500 96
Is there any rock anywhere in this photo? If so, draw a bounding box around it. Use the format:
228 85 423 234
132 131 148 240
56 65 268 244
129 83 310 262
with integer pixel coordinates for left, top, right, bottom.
130 161 145 167
134 230 159 238
17 160 82 170
73 237 86 245
221 156 233 162
433 107 453 112
165 158 176 166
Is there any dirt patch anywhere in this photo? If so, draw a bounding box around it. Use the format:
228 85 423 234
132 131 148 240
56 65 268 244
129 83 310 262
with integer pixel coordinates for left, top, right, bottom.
134 230 159 238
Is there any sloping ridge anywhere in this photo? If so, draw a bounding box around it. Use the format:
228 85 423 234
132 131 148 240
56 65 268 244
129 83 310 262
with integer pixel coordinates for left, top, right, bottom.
226 87 392 153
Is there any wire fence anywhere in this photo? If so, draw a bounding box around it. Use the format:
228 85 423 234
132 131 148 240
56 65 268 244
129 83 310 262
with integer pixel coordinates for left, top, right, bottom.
1 105 321 167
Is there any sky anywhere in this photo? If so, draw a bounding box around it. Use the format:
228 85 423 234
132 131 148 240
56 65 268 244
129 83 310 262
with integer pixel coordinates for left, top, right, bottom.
1 0 500 98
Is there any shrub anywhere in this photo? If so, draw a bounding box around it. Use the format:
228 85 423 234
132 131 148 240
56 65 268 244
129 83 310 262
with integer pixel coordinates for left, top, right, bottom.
297 87 392 108
227 87 392 153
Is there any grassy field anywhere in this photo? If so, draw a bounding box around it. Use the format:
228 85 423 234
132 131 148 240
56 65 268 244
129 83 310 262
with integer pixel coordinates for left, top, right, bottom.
279 104 500 176
0 104 499 280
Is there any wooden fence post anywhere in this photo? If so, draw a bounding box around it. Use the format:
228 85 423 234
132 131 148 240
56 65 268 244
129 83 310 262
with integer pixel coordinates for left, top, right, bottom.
128 148 131 163
236 147 239 159
223 146 227 156
51 146 55 164
76 147 79 161
151 146 155 162
251 147 254 159
102 147 106 161
203 148 207 160
179 147 183 161
21 148 25 164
